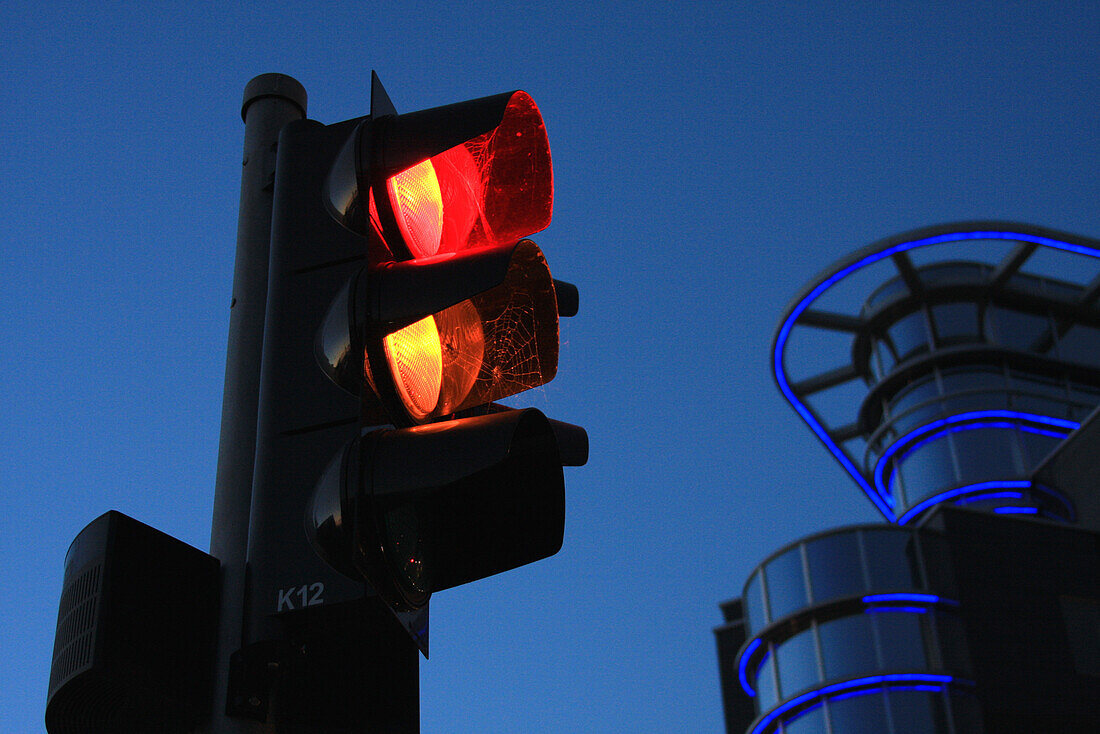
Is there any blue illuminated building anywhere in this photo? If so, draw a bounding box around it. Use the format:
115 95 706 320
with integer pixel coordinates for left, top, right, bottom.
716 223 1100 733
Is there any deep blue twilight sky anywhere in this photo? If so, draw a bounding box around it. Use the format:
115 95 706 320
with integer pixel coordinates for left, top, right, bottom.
3 3 1099 732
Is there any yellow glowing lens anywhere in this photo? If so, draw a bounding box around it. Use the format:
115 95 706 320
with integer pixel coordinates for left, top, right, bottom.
383 315 443 420
387 158 444 258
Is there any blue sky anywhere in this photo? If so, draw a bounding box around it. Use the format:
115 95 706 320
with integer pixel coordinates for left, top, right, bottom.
3 3 1099 732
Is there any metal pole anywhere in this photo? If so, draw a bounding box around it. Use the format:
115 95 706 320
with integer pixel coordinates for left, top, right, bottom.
206 73 307 734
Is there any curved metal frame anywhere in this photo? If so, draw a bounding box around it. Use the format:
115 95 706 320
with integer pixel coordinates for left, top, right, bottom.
773 222 1100 521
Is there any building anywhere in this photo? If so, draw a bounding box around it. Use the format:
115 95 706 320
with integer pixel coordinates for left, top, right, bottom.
716 223 1100 734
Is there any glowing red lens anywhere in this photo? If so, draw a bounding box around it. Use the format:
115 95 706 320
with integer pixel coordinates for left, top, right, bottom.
425 91 552 255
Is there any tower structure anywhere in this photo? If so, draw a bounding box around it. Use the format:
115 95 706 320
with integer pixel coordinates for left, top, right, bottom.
716 223 1100 734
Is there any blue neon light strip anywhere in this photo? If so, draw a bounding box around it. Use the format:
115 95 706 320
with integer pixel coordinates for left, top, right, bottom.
738 637 763 697
749 673 961 734
994 506 1040 515
955 490 1024 505
897 480 1032 524
772 228 1100 522
782 683 947 731
884 420 1071 498
886 421 1072 499
873 411 1077 503
738 594 957 696
862 592 941 604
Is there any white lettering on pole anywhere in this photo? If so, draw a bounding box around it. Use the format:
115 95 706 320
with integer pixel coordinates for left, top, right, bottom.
276 582 325 611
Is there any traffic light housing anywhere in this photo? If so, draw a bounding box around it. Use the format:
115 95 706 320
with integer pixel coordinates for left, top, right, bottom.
240 73 585 727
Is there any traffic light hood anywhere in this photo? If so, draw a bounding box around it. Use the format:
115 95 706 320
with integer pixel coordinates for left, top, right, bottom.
324 86 552 260
316 239 560 425
308 408 568 615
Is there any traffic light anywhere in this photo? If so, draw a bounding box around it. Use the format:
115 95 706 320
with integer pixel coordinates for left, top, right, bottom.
305 75 587 613
234 74 585 727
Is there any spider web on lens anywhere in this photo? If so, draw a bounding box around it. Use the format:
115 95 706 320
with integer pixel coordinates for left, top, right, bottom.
479 290 548 404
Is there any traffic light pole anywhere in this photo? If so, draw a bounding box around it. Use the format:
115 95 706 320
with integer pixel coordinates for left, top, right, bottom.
207 74 307 734
45 73 581 734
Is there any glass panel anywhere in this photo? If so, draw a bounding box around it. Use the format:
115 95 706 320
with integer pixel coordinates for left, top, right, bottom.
744 571 767 633
892 431 957 504
1019 429 1065 468
756 648 779 711
938 389 998 415
826 689 889 734
1009 369 1069 416
766 547 809 621
862 530 923 591
818 614 878 681
1036 275 1083 303
887 310 931 361
1010 369 1067 400
806 531 865 604
951 426 1019 486
885 689 947 733
1070 381 1100 407
783 702 827 734
931 302 980 344
986 306 1051 352
776 627 821 699
939 366 1003 395
872 609 929 670
886 375 940 419
1054 324 1100 367
889 400 947 439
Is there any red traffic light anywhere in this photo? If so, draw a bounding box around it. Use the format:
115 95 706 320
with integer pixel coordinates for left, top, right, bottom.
325 87 552 261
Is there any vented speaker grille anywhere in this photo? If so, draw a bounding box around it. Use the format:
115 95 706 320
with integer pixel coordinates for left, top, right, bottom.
48 564 102 694
45 511 218 734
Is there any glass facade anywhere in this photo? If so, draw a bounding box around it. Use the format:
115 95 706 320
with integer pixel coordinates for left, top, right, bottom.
854 260 1100 521
736 526 975 734
861 289 1089 521
722 225 1100 734
743 527 946 634
772 687 983 734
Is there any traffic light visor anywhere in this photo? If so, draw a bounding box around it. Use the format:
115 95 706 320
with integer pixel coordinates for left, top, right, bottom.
327 91 552 258
318 241 560 425
307 409 567 612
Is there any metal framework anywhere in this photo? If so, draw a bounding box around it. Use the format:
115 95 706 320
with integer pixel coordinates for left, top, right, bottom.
773 222 1100 523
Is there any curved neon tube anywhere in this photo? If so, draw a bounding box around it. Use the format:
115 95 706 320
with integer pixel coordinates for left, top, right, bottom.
862 592 942 604
873 411 1077 500
773 228 1100 522
749 673 961 734
737 637 763 697
738 594 957 696
897 480 1032 524
955 490 1024 505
